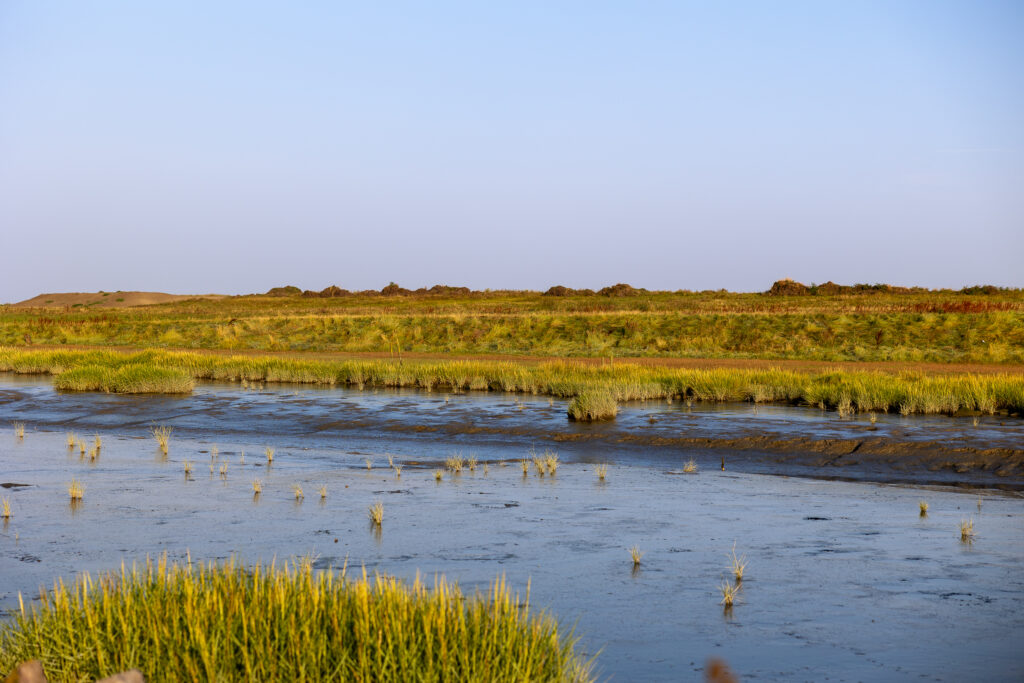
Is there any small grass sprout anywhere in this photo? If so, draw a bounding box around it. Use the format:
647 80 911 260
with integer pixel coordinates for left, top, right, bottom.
293 484 304 500
393 464 403 478
13 422 25 439
629 546 643 566
682 459 698 474
434 469 443 482
210 445 219 459
183 460 193 475
919 500 929 516
386 453 394 468
66 432 77 448
78 440 86 455
252 479 262 495
960 518 975 542
468 455 478 472
151 426 172 455
445 454 466 473
595 464 608 481
219 462 228 477
520 459 529 475
728 543 747 582
318 485 327 499
92 434 102 450
368 501 384 526
68 479 84 501
1 498 10 519
720 581 740 607
265 447 275 463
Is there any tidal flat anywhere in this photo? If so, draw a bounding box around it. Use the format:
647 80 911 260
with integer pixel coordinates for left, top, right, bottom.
1 375 1023 681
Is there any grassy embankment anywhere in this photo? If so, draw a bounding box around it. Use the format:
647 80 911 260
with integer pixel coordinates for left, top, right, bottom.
0 557 590 682
2 348 1022 416
3 289 1024 362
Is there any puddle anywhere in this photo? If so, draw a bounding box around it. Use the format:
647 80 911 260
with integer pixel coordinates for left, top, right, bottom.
0 376 1022 680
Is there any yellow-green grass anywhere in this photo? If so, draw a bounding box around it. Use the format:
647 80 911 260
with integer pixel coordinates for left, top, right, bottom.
2 348 1023 415
0 557 592 683
68 479 84 501
1 498 10 519
919 500 929 516
720 581 740 607
53 364 193 394
682 459 698 474
629 546 643 566
595 464 608 481
368 501 384 526
151 426 171 455
5 288 1024 363
568 390 618 421
13 421 25 439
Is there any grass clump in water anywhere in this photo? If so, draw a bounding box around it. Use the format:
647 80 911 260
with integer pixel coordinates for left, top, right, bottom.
151 426 171 455
595 464 608 481
68 479 84 501
682 459 698 474
13 422 25 439
629 546 643 567
919 500 929 516
1 498 10 519
54 364 193 394
0 557 593 682
368 501 385 526
960 518 975 542
567 390 618 422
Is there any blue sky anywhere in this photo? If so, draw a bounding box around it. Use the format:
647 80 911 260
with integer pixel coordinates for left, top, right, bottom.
1 1 1021 300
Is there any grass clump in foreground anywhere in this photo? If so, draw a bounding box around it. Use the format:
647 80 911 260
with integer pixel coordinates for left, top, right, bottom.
0 557 592 682
567 390 618 422
53 364 194 394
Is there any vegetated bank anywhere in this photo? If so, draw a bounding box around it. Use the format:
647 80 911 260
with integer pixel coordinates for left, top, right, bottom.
0 557 590 682
3 281 1024 364
2 348 1022 416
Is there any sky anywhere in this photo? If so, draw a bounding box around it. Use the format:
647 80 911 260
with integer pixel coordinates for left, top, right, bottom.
1 1 1022 301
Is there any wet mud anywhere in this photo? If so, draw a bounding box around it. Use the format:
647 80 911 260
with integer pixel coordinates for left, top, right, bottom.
1 374 1023 680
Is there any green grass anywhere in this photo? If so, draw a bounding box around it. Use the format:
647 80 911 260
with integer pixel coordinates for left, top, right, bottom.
1 347 1022 415
0 557 592 682
4 288 1024 363
53 364 193 394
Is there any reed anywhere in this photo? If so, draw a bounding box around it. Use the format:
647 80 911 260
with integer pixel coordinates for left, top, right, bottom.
13 422 25 439
0 557 592 682
468 455 478 472
210 445 219 460
68 479 84 501
151 426 172 455
54 364 194 394
520 459 529 475
368 501 384 526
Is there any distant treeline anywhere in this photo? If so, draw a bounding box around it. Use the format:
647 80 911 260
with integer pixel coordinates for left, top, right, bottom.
267 280 1020 298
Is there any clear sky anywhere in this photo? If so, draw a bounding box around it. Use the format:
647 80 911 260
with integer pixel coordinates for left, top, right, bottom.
2 1 1022 301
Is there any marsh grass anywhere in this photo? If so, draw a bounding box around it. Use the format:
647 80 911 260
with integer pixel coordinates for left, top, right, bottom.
183 460 193 476
265 447 275 464
720 581 740 607
595 464 608 481
393 464 403 478
3 348 1022 416
93 434 102 450
219 463 228 477
682 459 698 474
368 501 384 526
629 546 643 566
210 445 219 460
251 480 262 495
0 557 592 682
434 469 443 482
728 544 747 582
78 440 86 456
445 454 466 474
13 421 25 439
543 452 560 476
293 484 304 501
68 479 84 501
54 364 194 394
66 432 76 449
567 390 617 422
919 500 929 516
1 498 10 519
468 455 478 472
960 518 975 542
151 426 171 455
318 485 327 499
520 459 529 475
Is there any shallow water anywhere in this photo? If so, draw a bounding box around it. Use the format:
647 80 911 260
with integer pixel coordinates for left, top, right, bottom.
1 376 1023 681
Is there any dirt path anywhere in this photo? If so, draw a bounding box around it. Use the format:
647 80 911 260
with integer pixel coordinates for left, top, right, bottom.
20 344 1024 375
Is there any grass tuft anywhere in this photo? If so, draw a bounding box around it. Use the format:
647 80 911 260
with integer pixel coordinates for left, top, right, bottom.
629 546 643 566
567 390 618 422
960 518 975 542
0 557 593 682
728 543 747 582
13 421 25 439
318 485 327 499
293 484 304 501
434 469 443 482
595 464 608 481
368 501 384 526
682 459 698 474
54 364 194 394
252 479 262 495
68 479 84 501
919 500 928 516
720 581 740 607
151 426 172 455
1 498 10 519
66 432 77 449
265 447 275 463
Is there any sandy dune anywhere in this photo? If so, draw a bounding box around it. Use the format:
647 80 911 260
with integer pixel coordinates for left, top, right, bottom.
11 291 225 308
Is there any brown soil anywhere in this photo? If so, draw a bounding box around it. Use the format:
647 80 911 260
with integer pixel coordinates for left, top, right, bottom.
12 291 226 308
23 344 1024 375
